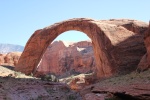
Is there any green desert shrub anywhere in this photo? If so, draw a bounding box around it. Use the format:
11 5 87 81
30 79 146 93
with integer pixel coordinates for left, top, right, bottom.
41 74 59 82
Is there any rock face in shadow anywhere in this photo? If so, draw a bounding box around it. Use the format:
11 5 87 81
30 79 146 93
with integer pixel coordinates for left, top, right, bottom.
35 41 95 76
0 52 21 66
138 22 150 71
15 18 148 78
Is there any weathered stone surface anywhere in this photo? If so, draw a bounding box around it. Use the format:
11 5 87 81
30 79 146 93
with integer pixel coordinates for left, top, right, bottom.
15 18 148 78
0 66 82 100
137 54 149 72
60 73 97 91
0 52 21 66
0 54 5 65
35 40 95 76
80 69 150 100
82 84 150 100
138 22 150 71
84 93 109 100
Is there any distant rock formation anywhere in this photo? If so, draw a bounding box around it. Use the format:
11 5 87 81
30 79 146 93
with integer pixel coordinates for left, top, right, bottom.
138 21 150 71
35 40 95 76
0 41 95 77
0 52 22 66
0 44 24 54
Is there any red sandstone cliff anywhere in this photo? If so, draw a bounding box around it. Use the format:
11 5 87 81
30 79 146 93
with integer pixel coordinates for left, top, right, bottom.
35 41 95 76
0 52 22 66
0 41 96 77
138 21 150 71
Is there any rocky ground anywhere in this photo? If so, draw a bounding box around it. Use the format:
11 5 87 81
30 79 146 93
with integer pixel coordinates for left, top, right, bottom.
0 65 150 100
0 65 82 100
80 69 150 100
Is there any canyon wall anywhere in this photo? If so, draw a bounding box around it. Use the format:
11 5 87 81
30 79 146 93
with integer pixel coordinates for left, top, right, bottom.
0 52 22 66
138 22 150 71
36 41 95 76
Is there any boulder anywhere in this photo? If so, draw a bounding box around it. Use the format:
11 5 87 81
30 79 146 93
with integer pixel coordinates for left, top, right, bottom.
0 54 5 65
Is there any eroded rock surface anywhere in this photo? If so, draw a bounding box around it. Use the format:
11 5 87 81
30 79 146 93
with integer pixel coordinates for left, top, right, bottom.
0 54 5 65
138 22 150 71
36 40 95 76
80 69 150 100
0 52 21 66
0 66 82 100
16 18 148 78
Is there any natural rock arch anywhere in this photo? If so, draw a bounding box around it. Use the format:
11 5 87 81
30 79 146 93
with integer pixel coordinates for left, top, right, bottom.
15 18 148 78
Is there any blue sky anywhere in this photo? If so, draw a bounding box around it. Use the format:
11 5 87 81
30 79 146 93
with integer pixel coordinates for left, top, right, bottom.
0 0 149 46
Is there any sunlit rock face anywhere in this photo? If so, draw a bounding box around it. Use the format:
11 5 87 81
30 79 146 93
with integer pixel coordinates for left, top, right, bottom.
36 40 95 76
138 22 150 71
0 54 5 65
0 52 21 66
15 18 148 78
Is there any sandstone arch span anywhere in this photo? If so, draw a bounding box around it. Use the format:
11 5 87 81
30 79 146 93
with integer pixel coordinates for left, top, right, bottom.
15 18 148 78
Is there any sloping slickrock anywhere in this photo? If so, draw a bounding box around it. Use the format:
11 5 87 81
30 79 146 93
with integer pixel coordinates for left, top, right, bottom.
0 65 82 100
80 69 150 100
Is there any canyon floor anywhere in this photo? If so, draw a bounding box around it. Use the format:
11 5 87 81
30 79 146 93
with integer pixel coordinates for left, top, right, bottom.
0 65 149 100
